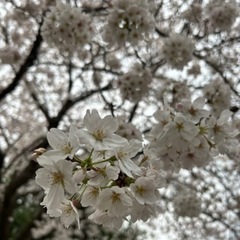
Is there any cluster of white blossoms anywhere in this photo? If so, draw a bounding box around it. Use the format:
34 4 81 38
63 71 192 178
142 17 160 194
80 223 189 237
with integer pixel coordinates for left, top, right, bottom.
41 1 93 54
35 109 165 229
162 34 195 69
0 46 21 65
35 106 238 229
118 65 152 102
102 0 155 47
205 0 239 31
106 53 121 70
171 82 191 104
173 189 202 218
116 116 143 141
187 63 201 77
182 3 202 23
146 98 238 172
203 79 231 117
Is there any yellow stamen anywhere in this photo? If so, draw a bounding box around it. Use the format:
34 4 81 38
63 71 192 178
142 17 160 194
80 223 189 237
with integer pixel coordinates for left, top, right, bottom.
51 171 64 185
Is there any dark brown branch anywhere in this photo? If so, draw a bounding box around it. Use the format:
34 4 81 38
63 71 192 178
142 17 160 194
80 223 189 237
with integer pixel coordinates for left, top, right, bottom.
68 60 73 93
0 150 5 180
54 82 112 127
155 27 168 38
128 102 139 123
154 0 163 18
0 23 43 102
194 53 240 97
24 81 51 123
202 211 239 239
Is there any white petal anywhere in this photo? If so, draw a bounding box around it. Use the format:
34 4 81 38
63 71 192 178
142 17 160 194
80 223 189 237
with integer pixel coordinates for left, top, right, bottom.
36 168 51 190
103 134 128 149
45 149 69 160
47 208 62 217
78 129 96 148
84 109 101 133
218 109 232 125
193 97 205 108
119 158 142 177
42 184 64 209
102 115 119 132
69 124 80 149
47 128 67 150
106 166 119 180
81 186 99 207
118 160 133 178
97 189 113 210
37 155 55 169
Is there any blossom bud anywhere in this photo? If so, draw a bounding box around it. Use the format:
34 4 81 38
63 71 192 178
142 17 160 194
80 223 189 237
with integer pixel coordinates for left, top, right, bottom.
31 148 47 161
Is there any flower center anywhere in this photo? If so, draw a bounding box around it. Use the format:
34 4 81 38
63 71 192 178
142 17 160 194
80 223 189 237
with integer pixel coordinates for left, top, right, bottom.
90 187 99 197
136 186 146 196
176 122 184 131
111 192 121 203
93 129 106 141
63 204 73 216
118 151 128 160
51 171 64 185
62 142 73 154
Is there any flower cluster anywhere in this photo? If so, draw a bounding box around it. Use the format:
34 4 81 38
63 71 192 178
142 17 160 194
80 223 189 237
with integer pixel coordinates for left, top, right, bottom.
106 53 121 70
35 105 238 229
203 79 231 116
162 34 195 69
205 0 239 31
173 189 202 217
117 65 152 102
187 63 201 77
41 1 93 54
102 0 155 47
182 3 202 23
146 98 237 172
36 109 165 229
0 46 21 65
116 117 143 141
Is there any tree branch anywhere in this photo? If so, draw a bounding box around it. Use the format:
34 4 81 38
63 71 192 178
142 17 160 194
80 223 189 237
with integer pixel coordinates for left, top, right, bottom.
0 23 43 102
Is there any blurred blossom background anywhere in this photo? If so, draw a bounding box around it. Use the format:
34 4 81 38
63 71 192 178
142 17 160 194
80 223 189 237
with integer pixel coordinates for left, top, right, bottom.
0 0 240 240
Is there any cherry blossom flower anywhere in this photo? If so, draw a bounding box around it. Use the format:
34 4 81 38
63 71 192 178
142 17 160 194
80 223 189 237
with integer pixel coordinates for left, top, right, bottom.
208 110 235 144
203 79 231 116
130 176 159 205
176 97 209 123
117 66 152 102
41 1 93 53
36 156 76 210
174 190 202 217
81 185 100 207
205 0 239 32
73 167 86 185
48 200 80 229
165 114 199 142
116 116 143 141
162 34 194 69
178 141 211 169
130 200 160 223
97 186 132 217
87 163 120 187
47 125 80 159
113 139 142 178
89 209 124 230
78 109 128 150
102 0 155 47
